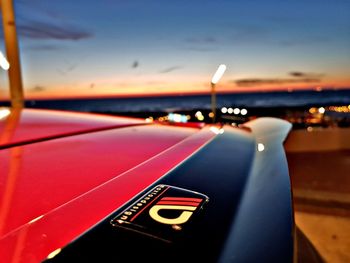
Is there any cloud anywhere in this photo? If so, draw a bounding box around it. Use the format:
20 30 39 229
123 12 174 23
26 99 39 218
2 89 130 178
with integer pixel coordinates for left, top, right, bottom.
183 36 219 51
131 60 139 68
17 21 93 40
289 71 307 77
278 36 330 47
184 47 217 52
27 44 62 51
233 71 325 87
56 61 78 75
30 86 46 92
234 78 321 87
229 24 269 44
289 71 325 78
159 66 183 73
0 2 94 41
185 36 217 44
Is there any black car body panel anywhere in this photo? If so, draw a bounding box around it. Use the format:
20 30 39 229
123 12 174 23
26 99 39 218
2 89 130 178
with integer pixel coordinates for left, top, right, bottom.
45 118 294 263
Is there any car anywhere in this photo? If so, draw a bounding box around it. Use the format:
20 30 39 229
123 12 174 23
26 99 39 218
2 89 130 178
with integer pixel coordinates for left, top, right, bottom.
1 106 317 262
0 0 327 260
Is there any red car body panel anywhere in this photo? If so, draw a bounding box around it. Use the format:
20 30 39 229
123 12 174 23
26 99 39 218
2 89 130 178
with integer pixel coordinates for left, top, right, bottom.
0 108 145 148
0 108 217 263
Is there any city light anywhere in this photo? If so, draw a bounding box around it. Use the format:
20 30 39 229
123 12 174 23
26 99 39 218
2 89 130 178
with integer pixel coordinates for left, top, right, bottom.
195 111 204 121
309 107 317 114
221 107 227 114
145 117 153 122
195 111 202 117
318 107 325 114
227 108 233 114
328 106 350 113
233 108 240 115
241 108 248 115
168 113 187 123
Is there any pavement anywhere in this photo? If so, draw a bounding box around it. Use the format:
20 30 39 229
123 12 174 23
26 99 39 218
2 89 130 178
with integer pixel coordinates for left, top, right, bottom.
295 211 350 263
285 127 350 262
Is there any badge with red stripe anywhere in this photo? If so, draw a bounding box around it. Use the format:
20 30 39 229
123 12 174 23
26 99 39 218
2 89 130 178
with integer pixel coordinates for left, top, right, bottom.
111 185 209 242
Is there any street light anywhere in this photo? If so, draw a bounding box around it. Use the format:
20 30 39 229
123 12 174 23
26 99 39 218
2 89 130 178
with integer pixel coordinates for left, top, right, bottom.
0 51 10 70
1 0 24 108
211 64 226 123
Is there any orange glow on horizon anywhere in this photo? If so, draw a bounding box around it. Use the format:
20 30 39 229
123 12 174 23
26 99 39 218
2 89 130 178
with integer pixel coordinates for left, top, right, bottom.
22 80 350 100
1 76 349 100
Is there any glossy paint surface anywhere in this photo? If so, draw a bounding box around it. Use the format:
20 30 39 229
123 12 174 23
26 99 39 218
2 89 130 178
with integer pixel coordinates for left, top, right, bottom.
0 114 216 262
44 119 294 263
220 118 293 262
0 108 144 148
44 126 256 263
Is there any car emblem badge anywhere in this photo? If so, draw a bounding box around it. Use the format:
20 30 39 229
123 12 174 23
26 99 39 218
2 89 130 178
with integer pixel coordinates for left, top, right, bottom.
111 184 209 242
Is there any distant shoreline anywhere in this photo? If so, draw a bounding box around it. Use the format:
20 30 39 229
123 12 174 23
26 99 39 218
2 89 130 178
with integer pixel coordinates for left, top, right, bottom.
0 89 349 129
0 89 347 111
1 88 350 103
0 90 349 126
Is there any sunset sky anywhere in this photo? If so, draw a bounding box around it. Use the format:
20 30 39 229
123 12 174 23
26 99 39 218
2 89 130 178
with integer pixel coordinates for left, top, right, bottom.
0 0 349 99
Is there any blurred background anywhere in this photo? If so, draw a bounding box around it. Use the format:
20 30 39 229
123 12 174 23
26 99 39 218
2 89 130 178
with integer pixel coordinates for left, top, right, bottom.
0 1 349 261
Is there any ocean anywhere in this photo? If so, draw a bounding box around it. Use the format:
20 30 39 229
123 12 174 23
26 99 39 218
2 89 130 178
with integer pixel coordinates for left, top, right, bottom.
1 89 350 113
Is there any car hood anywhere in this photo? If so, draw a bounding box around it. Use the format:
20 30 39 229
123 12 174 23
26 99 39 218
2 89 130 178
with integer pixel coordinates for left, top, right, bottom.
0 108 145 149
0 108 216 262
0 109 292 263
